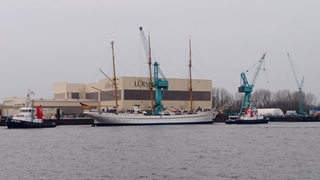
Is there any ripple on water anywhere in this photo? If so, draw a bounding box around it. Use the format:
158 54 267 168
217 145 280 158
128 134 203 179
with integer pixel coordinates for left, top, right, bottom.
0 123 320 179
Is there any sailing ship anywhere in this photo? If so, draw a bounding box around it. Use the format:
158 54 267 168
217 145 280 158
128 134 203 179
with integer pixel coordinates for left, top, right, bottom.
5 90 57 128
84 29 213 126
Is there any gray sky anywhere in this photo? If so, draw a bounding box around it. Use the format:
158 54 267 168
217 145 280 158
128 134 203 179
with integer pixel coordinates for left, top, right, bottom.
1 0 319 102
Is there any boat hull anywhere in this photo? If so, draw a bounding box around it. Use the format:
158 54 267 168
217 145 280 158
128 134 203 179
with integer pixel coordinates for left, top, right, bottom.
86 111 214 126
225 117 269 124
5 116 56 129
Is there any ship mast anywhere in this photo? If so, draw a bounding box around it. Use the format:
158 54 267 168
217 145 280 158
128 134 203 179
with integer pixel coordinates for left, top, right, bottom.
188 38 193 112
26 89 34 107
111 41 118 112
147 35 154 114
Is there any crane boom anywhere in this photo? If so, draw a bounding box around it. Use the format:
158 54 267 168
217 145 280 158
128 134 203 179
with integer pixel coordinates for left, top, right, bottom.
139 27 169 115
238 53 266 115
287 53 303 89
287 53 304 115
251 53 266 86
139 27 150 58
139 27 154 113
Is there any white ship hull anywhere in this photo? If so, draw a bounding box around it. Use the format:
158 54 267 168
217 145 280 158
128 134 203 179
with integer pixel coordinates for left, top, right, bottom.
85 110 214 126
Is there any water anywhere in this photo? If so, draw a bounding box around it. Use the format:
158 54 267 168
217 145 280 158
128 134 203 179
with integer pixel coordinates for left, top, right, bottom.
1 123 320 180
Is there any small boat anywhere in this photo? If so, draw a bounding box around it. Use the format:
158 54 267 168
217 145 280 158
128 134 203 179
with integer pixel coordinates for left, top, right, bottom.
225 107 269 124
5 90 56 129
225 115 269 124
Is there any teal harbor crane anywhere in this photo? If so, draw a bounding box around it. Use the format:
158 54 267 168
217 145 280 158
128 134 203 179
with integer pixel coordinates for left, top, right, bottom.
153 62 168 115
238 53 267 115
287 53 305 115
139 27 168 115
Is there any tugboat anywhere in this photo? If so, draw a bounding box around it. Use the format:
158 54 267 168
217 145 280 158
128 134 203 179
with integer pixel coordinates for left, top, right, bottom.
225 107 269 124
5 90 56 129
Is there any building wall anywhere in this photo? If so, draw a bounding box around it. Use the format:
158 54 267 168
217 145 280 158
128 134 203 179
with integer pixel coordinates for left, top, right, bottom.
54 82 86 99
53 82 67 99
98 76 212 111
1 76 212 117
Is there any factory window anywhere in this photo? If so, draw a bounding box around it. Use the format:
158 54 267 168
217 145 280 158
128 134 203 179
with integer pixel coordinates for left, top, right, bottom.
100 90 121 101
86 92 98 100
124 90 150 100
124 90 211 101
164 91 211 101
71 92 80 99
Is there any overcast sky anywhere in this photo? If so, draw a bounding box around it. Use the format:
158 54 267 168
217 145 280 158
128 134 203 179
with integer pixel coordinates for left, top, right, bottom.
1 0 319 103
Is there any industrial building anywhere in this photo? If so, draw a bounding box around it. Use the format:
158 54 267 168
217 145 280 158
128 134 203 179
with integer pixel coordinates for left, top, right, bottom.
2 76 212 117
54 76 212 111
257 108 284 117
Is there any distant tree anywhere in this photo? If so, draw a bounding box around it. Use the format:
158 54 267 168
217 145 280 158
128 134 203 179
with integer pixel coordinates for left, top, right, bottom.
305 92 317 111
290 91 301 112
212 87 233 109
271 89 292 112
212 87 319 115
252 89 272 108
229 93 242 113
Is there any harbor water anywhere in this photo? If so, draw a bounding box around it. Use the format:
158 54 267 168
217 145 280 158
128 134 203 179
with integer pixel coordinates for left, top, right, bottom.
1 122 320 180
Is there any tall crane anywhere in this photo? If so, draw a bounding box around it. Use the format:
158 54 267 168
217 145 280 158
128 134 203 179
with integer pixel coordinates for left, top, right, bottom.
139 27 155 113
139 27 168 115
153 62 169 114
287 53 304 115
238 53 266 115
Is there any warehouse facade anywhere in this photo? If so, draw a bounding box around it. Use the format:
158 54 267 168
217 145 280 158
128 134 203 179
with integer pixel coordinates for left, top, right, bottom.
2 76 212 117
54 76 212 112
